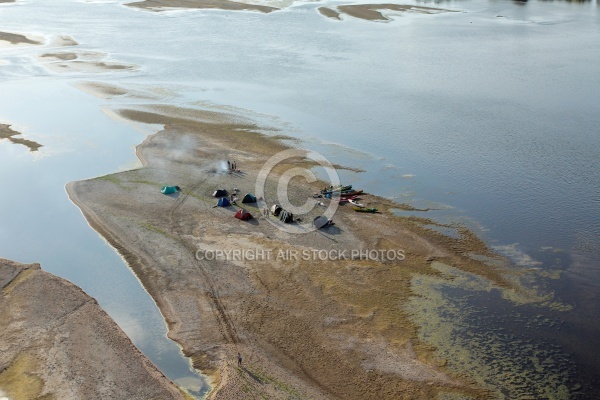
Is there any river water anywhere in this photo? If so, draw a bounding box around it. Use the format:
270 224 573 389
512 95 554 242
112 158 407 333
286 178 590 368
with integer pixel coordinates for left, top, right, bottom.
0 0 598 398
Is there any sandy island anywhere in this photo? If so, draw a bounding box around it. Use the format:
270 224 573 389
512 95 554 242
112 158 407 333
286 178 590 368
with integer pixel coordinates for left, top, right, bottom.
320 4 455 22
0 258 188 399
0 124 42 152
127 0 278 14
38 50 138 74
63 98 547 398
0 31 41 46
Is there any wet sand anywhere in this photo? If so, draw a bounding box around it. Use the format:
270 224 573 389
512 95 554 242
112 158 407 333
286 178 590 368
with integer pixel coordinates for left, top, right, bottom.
318 7 341 21
38 50 138 73
127 0 278 13
0 258 187 399
0 124 42 152
40 52 79 61
66 101 545 398
331 4 454 21
0 31 41 46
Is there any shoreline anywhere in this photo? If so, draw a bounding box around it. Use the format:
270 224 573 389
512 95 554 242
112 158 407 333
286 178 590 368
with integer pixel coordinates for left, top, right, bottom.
0 258 188 399
65 103 545 398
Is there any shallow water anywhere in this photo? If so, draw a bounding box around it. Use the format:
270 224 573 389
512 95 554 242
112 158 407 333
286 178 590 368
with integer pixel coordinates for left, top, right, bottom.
1 0 599 398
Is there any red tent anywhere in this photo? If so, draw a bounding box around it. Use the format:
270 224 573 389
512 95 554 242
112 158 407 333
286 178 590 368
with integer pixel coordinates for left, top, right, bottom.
234 209 253 221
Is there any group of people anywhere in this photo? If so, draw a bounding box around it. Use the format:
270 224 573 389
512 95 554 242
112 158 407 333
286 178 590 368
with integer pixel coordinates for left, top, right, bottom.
227 160 238 172
262 207 270 218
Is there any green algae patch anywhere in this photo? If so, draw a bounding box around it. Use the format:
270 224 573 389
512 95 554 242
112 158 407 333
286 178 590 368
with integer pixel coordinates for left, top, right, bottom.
0 352 48 400
407 262 577 399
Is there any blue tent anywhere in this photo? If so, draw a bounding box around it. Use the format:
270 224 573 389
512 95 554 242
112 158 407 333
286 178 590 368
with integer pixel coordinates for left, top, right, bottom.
161 186 178 195
216 197 231 207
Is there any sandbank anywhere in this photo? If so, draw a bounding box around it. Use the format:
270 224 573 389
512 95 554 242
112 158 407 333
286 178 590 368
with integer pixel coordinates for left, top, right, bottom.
0 124 42 151
44 60 137 73
334 4 454 21
0 31 41 46
39 52 78 61
0 258 187 399
318 7 341 20
127 0 278 13
66 100 549 398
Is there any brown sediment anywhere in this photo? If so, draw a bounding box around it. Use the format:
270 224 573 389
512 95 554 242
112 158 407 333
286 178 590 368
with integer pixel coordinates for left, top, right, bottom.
75 81 147 99
39 52 78 61
44 60 138 73
0 124 42 152
318 7 341 20
0 31 41 45
65 103 556 399
0 258 187 399
337 4 454 21
126 0 278 13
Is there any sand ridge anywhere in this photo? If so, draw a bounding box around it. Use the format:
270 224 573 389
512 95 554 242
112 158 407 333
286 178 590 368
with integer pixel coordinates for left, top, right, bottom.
0 124 42 152
64 101 539 398
127 0 278 13
321 4 455 21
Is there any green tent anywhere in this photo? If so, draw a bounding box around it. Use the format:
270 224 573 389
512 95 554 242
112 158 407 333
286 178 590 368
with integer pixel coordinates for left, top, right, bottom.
242 193 257 203
161 186 178 195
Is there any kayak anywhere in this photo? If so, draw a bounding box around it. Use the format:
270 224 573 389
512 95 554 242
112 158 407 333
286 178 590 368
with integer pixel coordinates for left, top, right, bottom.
348 199 364 207
354 206 378 213
338 196 358 203
321 184 352 194
340 190 363 197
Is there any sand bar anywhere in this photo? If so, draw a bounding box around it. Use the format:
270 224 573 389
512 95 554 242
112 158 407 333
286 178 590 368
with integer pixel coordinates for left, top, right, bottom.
39 52 78 61
0 258 187 399
64 102 549 398
0 31 41 46
336 4 454 21
0 124 42 152
318 7 341 20
127 0 278 13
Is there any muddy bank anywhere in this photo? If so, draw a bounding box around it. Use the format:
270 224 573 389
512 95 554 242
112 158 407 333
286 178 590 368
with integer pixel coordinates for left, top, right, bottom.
0 258 188 399
65 101 548 398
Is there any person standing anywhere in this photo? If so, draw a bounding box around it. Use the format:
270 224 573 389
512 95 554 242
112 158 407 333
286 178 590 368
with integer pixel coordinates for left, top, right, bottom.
237 352 243 367
227 160 231 170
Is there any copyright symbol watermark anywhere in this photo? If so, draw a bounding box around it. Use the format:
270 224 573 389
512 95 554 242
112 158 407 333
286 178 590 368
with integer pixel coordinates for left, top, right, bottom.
255 149 340 234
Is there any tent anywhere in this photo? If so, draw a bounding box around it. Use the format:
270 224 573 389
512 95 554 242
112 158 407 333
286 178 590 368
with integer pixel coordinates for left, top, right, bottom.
212 189 228 197
242 193 257 204
279 210 294 223
313 216 329 229
161 186 178 195
270 204 282 217
234 209 253 221
216 197 231 207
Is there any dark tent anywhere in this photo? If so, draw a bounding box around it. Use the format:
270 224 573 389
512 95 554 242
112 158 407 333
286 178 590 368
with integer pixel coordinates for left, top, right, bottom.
161 186 178 195
270 204 282 217
216 197 231 207
242 193 257 204
234 209 253 221
212 189 228 197
313 216 329 229
279 210 294 223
